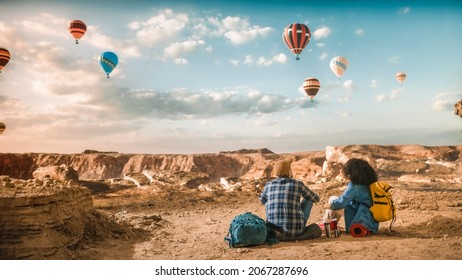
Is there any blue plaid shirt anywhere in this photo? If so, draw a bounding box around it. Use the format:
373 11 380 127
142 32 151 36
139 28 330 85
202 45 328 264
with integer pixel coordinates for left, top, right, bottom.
260 177 319 236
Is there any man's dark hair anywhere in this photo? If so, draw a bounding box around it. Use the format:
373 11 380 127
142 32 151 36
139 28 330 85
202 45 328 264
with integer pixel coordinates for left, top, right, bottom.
342 158 378 185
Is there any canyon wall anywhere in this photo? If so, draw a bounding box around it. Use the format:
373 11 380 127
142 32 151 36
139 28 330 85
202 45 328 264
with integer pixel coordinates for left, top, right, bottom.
1 145 461 184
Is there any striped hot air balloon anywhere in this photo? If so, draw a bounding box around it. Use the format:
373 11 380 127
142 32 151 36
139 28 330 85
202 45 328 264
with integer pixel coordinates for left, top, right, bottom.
98 51 118 78
0 122 5 135
69 20 87 44
282 23 311 60
396 72 407 85
329 56 348 79
0 48 11 73
303 77 320 102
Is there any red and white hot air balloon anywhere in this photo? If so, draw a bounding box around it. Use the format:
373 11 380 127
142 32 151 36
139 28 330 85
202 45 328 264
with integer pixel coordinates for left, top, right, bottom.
282 23 311 61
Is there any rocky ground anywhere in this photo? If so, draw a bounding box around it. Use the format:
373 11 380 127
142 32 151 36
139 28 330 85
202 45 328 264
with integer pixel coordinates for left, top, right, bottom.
71 178 462 260
1 144 462 260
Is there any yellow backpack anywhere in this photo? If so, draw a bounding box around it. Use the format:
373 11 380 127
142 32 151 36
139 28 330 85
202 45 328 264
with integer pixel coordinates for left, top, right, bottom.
369 181 396 231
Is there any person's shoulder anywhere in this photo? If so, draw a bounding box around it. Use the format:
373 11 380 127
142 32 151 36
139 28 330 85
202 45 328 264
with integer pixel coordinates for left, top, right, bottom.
291 178 308 186
265 177 281 185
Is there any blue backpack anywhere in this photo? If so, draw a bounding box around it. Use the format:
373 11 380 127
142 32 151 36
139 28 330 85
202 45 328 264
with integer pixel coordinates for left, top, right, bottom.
225 212 273 248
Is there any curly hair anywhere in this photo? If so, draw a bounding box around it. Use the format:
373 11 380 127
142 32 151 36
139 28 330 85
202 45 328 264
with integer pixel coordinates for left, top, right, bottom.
342 158 378 185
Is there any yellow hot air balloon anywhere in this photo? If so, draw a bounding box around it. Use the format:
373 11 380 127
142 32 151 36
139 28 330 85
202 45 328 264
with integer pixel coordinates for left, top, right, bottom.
329 56 348 79
396 72 407 85
302 77 320 102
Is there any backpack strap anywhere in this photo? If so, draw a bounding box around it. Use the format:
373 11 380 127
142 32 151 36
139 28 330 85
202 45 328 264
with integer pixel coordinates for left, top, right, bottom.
388 199 397 233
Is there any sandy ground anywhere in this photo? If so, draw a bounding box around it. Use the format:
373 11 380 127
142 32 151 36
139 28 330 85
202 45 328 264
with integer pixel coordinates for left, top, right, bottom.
71 179 462 260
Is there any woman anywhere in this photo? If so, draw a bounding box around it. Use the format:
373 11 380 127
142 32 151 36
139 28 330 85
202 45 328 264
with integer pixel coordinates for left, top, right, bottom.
324 158 379 237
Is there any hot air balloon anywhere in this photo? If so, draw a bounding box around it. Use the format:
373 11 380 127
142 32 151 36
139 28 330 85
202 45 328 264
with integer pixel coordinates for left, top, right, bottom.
303 77 320 102
98 51 118 78
329 56 348 79
396 72 407 85
69 20 87 44
282 23 311 60
0 123 5 134
0 48 11 73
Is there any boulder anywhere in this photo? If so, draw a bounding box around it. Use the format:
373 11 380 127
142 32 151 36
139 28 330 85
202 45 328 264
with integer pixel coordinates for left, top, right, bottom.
32 164 79 183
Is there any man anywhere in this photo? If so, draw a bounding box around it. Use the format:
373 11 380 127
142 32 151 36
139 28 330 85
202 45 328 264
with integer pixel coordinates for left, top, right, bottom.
260 161 321 240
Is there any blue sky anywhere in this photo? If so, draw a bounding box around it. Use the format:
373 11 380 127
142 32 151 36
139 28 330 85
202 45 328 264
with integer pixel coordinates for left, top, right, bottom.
0 0 461 154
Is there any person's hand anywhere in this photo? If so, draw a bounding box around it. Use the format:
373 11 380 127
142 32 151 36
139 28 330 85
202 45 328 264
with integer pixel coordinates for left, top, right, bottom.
323 203 331 209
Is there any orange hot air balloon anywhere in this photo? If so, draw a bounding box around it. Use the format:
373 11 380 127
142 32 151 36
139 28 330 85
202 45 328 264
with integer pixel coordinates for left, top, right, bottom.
396 72 407 85
0 122 5 134
69 20 87 44
303 77 320 102
0 48 11 73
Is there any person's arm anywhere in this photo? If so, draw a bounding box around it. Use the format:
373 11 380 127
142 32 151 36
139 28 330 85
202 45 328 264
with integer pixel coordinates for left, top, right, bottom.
329 182 356 210
259 184 268 204
299 181 320 203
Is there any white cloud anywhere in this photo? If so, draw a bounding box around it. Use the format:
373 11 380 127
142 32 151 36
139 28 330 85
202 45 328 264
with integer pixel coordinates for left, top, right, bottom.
209 16 273 45
376 88 404 102
128 9 189 46
390 88 402 99
223 27 273 45
273 53 287 63
399 7 411 15
81 25 142 58
230 59 239 66
60 85 306 121
388 56 401 64
255 53 287 66
316 42 326 48
319 52 328 60
433 92 461 112
337 111 350 118
244 55 254 65
370 80 378 88
376 94 388 103
163 40 205 59
256 57 272 66
174 58 188 65
355 29 364 36
313 26 331 40
343 80 354 91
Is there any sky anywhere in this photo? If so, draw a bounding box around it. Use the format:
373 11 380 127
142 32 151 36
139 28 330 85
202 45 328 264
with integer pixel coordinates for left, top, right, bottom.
0 0 461 154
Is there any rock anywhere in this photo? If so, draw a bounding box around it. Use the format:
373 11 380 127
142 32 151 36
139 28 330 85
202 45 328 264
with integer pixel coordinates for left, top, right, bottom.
0 176 93 259
32 164 79 183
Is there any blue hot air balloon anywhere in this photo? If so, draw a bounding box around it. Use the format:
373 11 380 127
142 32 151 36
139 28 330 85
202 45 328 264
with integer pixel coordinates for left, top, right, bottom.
98 51 118 78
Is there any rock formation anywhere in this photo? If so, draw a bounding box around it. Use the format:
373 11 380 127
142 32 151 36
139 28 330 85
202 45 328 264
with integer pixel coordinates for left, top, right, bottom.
0 177 93 259
32 164 79 183
455 98 462 118
1 145 461 186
